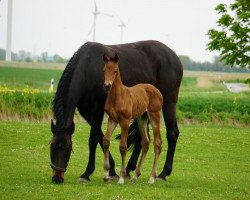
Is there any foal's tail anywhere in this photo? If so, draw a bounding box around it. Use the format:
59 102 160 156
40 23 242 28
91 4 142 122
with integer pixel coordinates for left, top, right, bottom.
115 120 141 151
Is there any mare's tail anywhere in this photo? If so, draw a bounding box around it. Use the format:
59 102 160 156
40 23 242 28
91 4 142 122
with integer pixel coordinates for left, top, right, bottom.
115 120 141 151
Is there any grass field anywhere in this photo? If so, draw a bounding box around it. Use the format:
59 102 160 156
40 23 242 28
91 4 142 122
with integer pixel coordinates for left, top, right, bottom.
0 66 63 89
0 122 249 199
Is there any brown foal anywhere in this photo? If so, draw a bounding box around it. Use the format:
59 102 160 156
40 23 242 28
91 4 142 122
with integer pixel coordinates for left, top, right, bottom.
102 53 163 184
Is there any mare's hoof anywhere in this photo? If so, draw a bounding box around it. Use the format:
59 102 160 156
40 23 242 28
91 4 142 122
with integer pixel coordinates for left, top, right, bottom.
79 177 90 183
156 176 166 181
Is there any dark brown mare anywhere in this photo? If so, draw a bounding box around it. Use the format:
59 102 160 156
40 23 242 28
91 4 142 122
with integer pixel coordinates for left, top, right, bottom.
102 54 163 184
50 40 183 183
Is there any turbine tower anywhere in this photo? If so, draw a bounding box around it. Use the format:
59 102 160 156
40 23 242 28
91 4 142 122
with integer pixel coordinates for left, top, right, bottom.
89 0 113 42
6 0 13 61
117 17 126 44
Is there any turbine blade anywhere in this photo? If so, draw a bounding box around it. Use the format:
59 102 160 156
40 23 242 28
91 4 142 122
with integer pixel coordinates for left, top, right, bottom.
99 12 113 17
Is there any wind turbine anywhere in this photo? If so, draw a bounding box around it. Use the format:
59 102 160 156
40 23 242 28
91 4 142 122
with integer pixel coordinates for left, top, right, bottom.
117 17 126 44
88 0 113 42
6 0 13 61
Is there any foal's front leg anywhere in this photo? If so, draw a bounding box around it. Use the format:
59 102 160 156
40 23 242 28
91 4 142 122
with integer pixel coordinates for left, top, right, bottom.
118 119 130 184
103 117 117 182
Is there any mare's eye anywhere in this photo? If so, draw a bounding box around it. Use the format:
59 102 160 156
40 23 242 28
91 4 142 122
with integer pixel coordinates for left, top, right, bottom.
114 70 117 73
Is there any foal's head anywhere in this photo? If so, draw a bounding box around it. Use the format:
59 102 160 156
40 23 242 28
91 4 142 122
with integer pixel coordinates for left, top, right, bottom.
103 53 119 92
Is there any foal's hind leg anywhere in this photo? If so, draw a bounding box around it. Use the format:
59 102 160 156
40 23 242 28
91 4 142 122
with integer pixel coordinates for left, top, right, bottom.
131 115 150 182
148 111 162 184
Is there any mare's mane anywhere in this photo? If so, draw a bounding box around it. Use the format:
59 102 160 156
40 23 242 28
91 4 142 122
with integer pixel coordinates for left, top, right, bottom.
52 50 79 129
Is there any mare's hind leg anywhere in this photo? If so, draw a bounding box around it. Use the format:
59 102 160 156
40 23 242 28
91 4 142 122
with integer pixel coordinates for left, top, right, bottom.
131 115 150 182
126 121 142 177
158 100 179 181
148 111 162 184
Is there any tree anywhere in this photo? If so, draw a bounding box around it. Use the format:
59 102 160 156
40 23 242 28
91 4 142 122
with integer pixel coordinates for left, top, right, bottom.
207 0 250 68
41 52 48 62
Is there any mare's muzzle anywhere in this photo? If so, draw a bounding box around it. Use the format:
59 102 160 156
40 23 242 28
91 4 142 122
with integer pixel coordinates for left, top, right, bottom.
51 163 66 184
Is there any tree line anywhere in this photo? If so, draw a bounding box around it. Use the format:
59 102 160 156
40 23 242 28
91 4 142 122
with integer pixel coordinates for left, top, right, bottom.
0 48 249 73
178 55 249 73
0 48 67 63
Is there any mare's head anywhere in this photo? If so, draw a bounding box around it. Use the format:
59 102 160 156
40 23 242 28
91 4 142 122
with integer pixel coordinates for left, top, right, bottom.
50 120 74 183
103 53 119 92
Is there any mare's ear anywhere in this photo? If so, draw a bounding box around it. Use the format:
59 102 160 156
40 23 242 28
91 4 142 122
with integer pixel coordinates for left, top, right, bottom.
103 54 109 63
51 119 56 134
67 121 75 135
114 53 119 63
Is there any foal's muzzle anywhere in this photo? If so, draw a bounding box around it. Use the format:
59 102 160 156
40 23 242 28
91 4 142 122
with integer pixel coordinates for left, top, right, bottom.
104 83 112 92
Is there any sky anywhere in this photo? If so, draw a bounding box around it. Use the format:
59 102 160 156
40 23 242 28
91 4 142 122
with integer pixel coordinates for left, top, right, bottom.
0 0 234 62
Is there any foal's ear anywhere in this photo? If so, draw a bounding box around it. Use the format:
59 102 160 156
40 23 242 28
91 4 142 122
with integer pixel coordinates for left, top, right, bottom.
114 53 119 63
67 121 75 135
51 119 56 134
103 54 109 63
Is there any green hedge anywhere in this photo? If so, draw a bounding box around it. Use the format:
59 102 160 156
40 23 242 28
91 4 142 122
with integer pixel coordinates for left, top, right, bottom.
177 92 250 124
0 91 249 124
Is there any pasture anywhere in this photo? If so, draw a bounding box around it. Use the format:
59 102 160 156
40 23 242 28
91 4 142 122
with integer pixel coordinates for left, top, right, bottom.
0 122 249 199
0 62 249 199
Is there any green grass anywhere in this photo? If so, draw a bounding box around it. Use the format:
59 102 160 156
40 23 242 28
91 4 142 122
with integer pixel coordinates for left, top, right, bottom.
0 67 63 89
0 122 249 199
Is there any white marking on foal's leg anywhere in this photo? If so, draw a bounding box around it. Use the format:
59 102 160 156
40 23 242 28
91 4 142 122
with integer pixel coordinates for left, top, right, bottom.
104 170 109 180
118 177 125 184
148 176 155 184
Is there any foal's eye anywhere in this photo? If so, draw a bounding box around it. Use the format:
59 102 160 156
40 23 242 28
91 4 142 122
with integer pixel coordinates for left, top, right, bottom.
114 70 117 73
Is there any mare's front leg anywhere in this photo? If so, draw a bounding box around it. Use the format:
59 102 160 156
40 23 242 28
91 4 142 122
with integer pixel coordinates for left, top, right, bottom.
79 100 117 182
118 118 130 184
103 117 117 182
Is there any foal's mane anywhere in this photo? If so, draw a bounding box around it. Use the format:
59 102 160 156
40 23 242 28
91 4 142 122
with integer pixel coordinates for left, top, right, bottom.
52 50 79 129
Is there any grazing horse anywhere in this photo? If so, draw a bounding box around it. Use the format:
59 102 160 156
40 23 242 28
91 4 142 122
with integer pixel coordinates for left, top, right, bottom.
49 40 183 184
102 54 163 184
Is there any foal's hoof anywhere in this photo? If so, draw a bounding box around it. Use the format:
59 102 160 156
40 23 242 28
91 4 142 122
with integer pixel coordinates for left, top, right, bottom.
148 177 155 184
109 175 119 181
130 176 138 182
117 177 125 184
79 177 90 183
